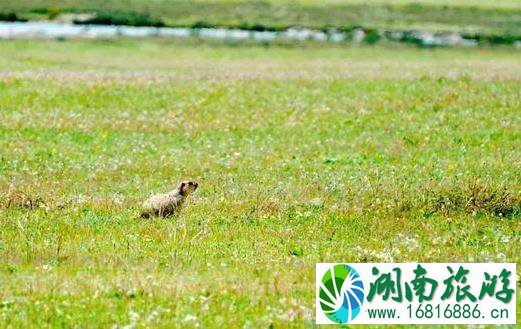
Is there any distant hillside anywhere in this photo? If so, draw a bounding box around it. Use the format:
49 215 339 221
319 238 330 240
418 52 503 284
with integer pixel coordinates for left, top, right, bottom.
1 0 520 39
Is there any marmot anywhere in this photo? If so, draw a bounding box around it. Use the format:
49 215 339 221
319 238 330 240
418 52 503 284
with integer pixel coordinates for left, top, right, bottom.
140 181 198 218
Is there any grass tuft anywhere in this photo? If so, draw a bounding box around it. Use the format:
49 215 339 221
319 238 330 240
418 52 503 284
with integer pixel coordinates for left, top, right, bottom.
426 181 520 217
1 188 45 210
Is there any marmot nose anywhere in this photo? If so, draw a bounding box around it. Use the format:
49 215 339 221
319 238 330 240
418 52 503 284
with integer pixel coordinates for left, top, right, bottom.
194 182 198 188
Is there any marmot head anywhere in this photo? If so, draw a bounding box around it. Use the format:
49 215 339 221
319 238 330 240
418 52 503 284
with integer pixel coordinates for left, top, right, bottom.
178 180 198 196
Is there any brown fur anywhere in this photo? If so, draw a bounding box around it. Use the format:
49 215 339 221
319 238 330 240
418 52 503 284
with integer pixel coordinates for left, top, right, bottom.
140 181 198 218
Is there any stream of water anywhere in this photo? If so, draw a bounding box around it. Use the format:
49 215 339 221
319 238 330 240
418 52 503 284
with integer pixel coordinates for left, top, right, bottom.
0 21 503 47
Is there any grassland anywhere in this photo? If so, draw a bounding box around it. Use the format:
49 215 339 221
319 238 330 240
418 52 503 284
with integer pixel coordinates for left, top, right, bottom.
0 39 520 327
1 0 521 38
266 0 521 9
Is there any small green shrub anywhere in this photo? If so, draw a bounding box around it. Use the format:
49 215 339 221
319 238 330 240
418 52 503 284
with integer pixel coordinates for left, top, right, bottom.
424 181 520 217
74 11 165 27
0 12 26 22
364 30 381 44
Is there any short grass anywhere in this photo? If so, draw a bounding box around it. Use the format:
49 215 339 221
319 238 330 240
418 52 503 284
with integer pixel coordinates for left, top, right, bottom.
0 39 520 328
267 0 521 9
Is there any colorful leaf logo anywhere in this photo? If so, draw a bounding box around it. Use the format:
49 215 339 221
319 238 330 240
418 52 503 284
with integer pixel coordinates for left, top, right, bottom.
319 264 365 324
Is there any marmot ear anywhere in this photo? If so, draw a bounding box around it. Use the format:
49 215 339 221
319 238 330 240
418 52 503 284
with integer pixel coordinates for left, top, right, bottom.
180 182 186 189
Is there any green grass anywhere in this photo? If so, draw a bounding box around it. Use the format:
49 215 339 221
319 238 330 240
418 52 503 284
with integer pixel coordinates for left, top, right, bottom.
0 39 520 327
267 0 521 9
1 0 521 37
